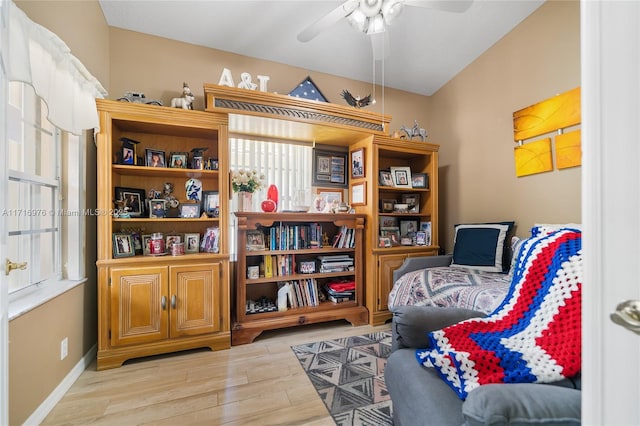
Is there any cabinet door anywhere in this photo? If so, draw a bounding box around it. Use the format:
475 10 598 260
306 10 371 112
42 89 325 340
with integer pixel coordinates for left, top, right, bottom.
377 254 408 312
170 263 221 337
110 266 169 347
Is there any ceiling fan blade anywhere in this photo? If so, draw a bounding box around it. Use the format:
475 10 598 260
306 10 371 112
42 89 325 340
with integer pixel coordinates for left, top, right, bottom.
297 0 359 42
370 32 390 61
403 0 473 13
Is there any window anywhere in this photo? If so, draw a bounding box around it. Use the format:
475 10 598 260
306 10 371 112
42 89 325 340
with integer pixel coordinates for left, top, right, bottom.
6 82 61 295
228 137 313 258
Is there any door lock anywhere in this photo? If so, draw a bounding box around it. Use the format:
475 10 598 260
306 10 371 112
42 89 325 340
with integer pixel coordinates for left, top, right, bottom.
5 258 27 276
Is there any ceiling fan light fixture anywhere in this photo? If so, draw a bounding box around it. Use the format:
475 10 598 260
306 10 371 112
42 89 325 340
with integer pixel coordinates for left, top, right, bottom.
381 0 404 25
346 8 369 33
367 14 386 34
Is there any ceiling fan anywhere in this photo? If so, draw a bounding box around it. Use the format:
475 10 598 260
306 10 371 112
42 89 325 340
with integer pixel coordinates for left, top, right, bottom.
297 0 473 59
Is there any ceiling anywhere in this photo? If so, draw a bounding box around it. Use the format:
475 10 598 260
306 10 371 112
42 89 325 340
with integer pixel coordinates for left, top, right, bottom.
98 0 544 97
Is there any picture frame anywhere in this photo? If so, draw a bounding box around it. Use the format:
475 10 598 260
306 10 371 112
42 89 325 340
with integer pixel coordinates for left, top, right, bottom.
312 148 347 188
402 193 420 213
149 198 167 218
165 234 182 253
184 233 200 254
114 187 146 217
317 188 343 204
380 227 401 246
379 215 398 228
246 230 265 251
416 231 427 245
141 234 152 255
207 158 219 170
169 151 188 169
112 233 135 258
180 203 200 218
412 172 428 189
201 227 220 253
379 170 394 186
420 221 432 246
131 231 143 255
202 190 220 218
378 236 392 248
351 148 365 178
380 199 396 213
400 220 419 236
390 166 412 188
350 182 366 205
119 137 140 165
145 148 166 167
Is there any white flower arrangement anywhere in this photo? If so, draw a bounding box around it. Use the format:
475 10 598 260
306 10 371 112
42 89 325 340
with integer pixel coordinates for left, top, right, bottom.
231 169 265 193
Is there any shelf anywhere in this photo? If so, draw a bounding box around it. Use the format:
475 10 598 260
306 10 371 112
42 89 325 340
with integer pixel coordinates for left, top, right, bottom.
243 300 359 319
112 164 219 179
244 247 354 256
378 186 430 193
245 270 355 285
113 217 219 223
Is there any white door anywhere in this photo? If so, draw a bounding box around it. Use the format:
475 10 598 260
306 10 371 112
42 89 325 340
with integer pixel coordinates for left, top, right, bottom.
582 1 640 424
0 0 9 423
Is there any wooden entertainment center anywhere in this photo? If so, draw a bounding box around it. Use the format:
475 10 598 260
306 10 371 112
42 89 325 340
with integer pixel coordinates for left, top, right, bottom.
95 85 439 367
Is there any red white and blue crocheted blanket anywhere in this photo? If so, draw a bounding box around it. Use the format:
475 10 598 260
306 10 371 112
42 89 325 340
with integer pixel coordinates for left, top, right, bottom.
416 227 582 399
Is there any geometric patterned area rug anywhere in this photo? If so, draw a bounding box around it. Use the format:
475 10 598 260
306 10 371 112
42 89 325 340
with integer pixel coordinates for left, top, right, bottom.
291 331 393 426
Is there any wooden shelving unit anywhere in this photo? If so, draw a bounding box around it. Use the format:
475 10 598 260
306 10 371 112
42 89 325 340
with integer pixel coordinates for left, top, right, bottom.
232 212 368 345
95 99 231 370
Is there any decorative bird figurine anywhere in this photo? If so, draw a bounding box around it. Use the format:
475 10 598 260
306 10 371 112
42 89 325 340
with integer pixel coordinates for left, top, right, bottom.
341 89 372 108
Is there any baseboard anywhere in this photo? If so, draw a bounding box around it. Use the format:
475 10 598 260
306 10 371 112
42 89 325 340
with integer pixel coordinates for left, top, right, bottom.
23 344 97 425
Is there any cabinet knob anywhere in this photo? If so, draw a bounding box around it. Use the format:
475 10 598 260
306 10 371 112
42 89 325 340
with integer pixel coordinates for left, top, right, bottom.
171 294 177 309
161 295 167 310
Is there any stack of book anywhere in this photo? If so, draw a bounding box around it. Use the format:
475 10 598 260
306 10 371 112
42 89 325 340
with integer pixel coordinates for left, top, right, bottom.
323 280 356 303
317 255 354 273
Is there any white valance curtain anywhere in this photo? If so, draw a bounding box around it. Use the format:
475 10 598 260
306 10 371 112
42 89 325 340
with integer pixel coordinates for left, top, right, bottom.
6 1 107 134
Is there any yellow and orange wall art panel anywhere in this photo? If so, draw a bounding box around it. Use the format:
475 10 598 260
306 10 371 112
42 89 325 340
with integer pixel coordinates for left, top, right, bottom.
514 138 553 177
555 129 581 169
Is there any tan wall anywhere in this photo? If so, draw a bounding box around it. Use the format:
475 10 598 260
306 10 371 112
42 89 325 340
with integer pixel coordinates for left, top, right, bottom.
107 27 429 135
430 0 581 249
9 2 107 425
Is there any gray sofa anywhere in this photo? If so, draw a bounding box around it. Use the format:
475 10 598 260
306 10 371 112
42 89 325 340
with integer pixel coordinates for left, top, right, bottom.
384 256 582 426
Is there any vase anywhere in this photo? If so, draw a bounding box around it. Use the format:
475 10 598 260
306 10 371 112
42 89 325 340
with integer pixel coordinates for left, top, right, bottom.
266 184 279 208
237 191 253 212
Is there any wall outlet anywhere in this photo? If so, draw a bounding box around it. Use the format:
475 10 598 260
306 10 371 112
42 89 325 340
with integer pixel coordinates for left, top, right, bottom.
60 337 68 360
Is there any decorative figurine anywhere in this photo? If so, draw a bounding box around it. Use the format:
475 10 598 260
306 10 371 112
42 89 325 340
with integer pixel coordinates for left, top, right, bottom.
341 89 372 108
170 82 195 110
400 120 428 142
117 91 162 106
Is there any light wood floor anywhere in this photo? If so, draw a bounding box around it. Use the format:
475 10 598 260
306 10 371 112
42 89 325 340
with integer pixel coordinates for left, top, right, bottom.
42 321 392 426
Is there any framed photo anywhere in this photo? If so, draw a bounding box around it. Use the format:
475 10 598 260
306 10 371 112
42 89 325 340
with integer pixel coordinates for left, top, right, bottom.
312 148 347 188
402 193 420 213
114 187 146 217
378 236 392 248
420 221 432 246
207 158 219 170
380 199 396 213
351 148 365 178
246 230 265 251
141 234 152 255
317 188 343 204
131 231 143 255
380 227 401 246
201 227 220 253
165 234 182 253
149 198 167 218
351 182 366 205
119 137 139 165
169 152 188 169
202 190 220 218
379 170 393 186
184 233 200 253
379 215 398 228
180 203 200 218
412 172 428 189
400 220 419 236
145 148 166 167
390 166 412 188
112 233 135 258
416 231 427 245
